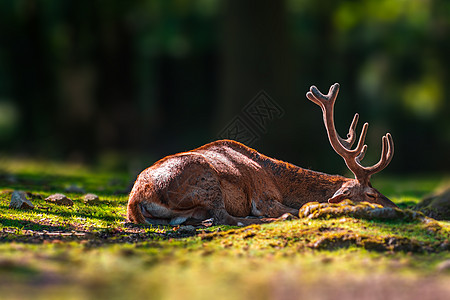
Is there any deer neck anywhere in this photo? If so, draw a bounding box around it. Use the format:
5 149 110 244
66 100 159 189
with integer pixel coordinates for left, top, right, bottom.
258 156 350 207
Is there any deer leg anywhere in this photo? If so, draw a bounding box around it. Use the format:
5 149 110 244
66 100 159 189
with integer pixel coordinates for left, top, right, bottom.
208 208 272 225
251 198 299 218
208 208 297 226
208 198 299 226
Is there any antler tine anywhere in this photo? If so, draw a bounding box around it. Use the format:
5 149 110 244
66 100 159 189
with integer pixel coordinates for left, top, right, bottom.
339 113 359 148
362 133 394 176
306 91 322 106
356 145 368 163
306 83 340 107
328 83 340 102
354 122 368 154
385 133 394 166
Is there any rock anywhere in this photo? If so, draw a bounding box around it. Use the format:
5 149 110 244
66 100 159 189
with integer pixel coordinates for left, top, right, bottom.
369 207 400 220
9 191 34 209
177 225 196 234
415 187 450 220
201 218 214 227
83 193 101 205
65 185 85 194
45 193 73 206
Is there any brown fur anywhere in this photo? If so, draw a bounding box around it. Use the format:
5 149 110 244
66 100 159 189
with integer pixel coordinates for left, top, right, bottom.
126 139 375 226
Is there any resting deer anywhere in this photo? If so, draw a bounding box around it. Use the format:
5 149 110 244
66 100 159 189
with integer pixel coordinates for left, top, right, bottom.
127 83 396 226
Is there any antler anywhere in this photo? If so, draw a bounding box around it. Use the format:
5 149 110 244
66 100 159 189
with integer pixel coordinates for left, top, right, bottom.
306 83 394 185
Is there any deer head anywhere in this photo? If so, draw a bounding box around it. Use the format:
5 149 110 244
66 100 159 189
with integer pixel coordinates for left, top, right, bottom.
307 83 397 208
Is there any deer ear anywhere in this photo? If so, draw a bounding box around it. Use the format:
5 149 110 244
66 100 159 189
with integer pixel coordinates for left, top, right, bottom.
328 189 349 204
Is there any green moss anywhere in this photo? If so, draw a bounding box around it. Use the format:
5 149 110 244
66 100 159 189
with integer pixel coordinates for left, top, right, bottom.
299 200 426 221
1 158 450 299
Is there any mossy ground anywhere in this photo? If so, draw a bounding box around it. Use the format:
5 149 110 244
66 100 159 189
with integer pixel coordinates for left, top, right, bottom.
0 159 449 300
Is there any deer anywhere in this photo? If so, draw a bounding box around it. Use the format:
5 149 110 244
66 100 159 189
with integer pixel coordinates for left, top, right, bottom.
127 83 396 226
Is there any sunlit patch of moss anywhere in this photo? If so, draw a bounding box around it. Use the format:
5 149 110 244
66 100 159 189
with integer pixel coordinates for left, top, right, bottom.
299 200 426 222
195 216 448 255
1 159 450 299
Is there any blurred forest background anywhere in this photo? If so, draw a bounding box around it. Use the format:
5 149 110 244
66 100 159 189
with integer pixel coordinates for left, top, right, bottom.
0 0 449 176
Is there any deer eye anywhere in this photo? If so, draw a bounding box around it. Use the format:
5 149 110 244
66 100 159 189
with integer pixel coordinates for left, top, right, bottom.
366 192 377 199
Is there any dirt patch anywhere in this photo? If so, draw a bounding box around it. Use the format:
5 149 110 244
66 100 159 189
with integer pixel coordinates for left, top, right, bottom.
0 223 216 245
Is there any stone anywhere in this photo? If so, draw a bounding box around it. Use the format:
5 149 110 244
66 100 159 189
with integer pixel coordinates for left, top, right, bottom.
415 187 450 220
201 218 214 227
177 225 196 234
9 191 34 209
83 193 101 205
45 193 73 206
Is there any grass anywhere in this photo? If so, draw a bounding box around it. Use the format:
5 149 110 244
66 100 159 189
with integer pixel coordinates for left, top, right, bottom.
0 158 449 300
